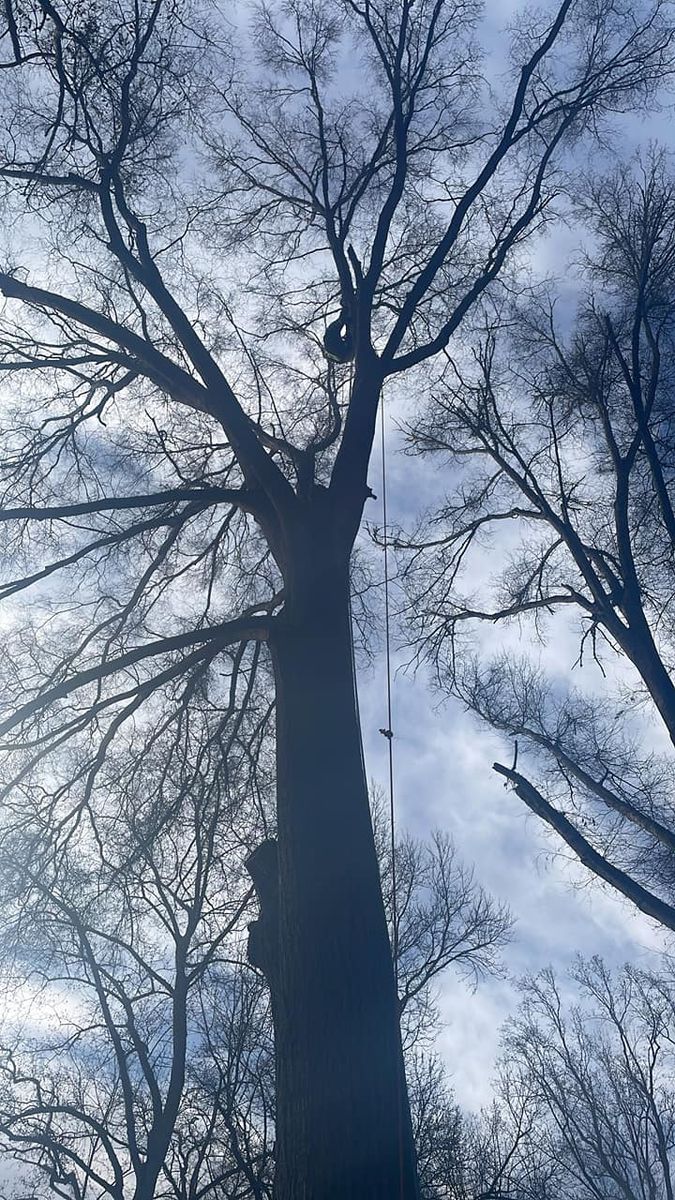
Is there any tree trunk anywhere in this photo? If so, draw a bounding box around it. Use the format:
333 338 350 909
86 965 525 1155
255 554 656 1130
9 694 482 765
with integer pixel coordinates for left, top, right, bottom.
252 519 419 1199
629 633 675 748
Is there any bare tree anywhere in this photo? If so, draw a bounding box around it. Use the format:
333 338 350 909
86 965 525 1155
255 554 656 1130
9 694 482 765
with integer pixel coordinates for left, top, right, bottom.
0 0 672 1191
371 798 513 1048
0 777 512 1200
401 148 675 934
0 696 266 1200
503 958 675 1199
159 967 276 1200
405 1049 563 1200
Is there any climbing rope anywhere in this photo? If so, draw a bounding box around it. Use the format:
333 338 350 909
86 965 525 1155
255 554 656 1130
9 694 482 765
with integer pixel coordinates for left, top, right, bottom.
379 390 399 975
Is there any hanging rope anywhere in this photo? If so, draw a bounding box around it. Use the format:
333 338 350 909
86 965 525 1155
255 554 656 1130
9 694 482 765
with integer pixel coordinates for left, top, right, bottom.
379 390 399 974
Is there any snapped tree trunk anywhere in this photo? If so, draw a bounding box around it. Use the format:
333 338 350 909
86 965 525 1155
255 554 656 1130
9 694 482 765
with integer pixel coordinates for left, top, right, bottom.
249 509 419 1200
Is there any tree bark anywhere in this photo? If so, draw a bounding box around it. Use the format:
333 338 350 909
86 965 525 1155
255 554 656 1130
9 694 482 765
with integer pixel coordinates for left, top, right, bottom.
253 517 419 1199
620 612 675 748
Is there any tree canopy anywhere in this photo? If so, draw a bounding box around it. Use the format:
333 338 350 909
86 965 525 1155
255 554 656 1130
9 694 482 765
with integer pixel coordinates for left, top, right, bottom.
0 0 674 1194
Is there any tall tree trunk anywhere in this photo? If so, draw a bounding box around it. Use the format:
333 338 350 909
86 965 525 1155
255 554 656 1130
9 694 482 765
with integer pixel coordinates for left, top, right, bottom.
249 518 419 1199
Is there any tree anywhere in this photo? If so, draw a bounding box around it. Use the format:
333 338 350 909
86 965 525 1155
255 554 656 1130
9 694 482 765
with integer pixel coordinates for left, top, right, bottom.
0 0 672 1192
400 149 675 935
0 688 268 1200
503 958 675 1199
0 747 511 1200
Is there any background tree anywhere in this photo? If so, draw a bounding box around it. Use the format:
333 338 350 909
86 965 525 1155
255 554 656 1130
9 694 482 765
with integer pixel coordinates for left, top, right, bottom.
372 796 513 1050
503 958 675 1199
410 1050 563 1200
401 149 675 935
0 0 673 1192
0 735 511 1200
0 689 268 1200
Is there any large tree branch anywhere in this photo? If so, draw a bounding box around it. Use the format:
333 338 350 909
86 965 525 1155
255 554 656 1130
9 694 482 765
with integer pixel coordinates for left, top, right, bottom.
441 592 587 625
0 615 270 739
0 1100 124 1195
0 272 293 513
98 177 296 513
493 763 675 933
386 122 566 373
0 273 211 407
508 725 675 857
0 487 261 523
382 0 574 363
0 165 100 192
0 508 198 602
